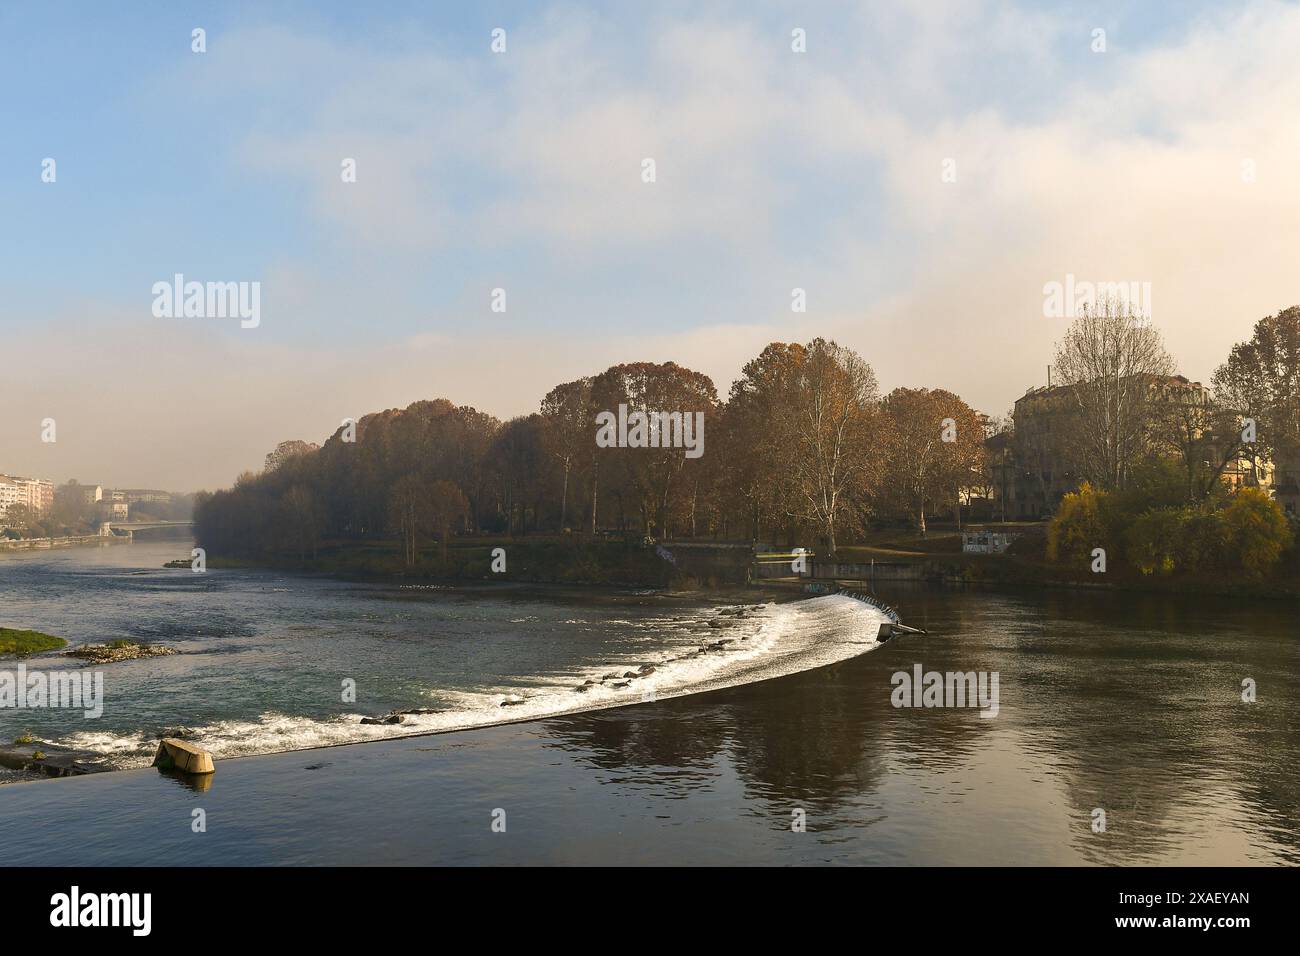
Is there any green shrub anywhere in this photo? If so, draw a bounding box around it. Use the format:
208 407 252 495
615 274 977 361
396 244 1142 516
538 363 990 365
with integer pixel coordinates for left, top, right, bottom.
1125 508 1185 575
1175 507 1227 573
1047 482 1111 566
1115 459 1191 515
1221 487 1294 577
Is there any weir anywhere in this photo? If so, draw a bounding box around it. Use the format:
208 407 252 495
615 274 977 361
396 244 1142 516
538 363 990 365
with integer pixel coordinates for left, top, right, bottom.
835 588 929 642
11 595 911 777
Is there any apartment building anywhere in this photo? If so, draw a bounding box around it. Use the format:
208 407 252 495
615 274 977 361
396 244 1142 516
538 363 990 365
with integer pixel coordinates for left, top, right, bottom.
0 476 19 515
0 474 54 517
992 375 1273 518
99 499 130 522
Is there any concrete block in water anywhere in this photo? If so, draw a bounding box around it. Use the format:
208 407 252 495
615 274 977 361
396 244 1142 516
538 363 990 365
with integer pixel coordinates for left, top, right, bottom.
152 738 215 775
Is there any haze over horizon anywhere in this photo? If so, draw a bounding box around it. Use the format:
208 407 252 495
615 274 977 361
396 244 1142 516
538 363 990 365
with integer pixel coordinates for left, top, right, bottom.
4 0 1298 492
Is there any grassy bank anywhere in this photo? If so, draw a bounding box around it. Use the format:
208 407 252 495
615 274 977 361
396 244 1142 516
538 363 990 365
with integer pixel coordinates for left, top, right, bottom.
204 536 709 588
195 526 1300 600
840 527 1300 600
0 628 68 656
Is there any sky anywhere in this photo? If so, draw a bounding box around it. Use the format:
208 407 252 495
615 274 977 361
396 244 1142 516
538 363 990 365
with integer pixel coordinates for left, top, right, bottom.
2 0 1298 491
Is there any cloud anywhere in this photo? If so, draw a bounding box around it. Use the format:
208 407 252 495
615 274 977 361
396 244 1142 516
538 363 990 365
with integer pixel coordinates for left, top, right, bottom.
1 310 798 489
10 1 1300 489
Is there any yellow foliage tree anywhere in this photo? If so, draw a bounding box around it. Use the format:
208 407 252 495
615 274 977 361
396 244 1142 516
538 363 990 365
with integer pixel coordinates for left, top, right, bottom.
1221 487 1293 577
1046 482 1110 566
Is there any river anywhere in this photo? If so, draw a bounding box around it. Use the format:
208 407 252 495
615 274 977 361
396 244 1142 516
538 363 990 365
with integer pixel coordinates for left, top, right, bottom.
1 539 1296 865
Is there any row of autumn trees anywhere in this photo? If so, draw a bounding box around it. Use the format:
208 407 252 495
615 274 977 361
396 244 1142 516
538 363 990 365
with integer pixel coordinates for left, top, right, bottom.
192 305 1300 566
193 337 986 562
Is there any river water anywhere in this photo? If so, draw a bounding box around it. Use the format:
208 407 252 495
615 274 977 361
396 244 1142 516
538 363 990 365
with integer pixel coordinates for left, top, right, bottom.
1 539 1297 865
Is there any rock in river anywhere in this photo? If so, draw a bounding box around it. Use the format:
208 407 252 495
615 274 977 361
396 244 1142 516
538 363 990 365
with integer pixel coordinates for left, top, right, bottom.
63 641 177 664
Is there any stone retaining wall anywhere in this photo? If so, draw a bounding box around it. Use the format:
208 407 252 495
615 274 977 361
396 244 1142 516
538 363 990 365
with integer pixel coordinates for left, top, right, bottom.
0 534 131 552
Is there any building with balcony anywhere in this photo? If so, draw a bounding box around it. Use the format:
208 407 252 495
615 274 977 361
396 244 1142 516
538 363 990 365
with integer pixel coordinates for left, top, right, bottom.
0 476 20 516
989 375 1278 518
99 499 130 522
0 475 53 516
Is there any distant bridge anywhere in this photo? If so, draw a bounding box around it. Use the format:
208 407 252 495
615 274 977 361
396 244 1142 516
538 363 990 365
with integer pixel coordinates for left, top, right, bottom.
100 520 193 537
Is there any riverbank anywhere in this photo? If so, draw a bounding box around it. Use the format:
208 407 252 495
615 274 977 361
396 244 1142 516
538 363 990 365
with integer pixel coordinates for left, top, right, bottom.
0 534 131 553
0 628 67 655
955 556 1300 600
836 529 1300 601
206 536 751 588
201 531 1300 602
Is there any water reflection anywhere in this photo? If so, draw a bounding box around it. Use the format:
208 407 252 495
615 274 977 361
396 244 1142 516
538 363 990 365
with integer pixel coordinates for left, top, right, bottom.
4 541 1295 864
542 584 1300 864
156 768 215 793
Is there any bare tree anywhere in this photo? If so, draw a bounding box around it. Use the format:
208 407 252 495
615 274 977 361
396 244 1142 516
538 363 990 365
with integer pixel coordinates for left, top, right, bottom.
779 338 882 557
388 475 429 566
1052 299 1176 490
1156 388 1248 500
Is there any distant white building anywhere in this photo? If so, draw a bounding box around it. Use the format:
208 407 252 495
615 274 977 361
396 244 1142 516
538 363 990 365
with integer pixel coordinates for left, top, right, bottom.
121 489 172 505
81 484 104 504
99 499 129 521
0 475 53 516
0 476 20 515
21 477 53 514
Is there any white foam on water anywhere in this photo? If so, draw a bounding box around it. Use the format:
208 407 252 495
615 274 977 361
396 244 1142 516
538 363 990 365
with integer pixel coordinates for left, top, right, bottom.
54 595 889 769
56 729 155 755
